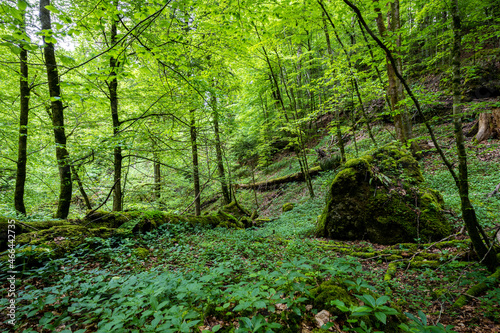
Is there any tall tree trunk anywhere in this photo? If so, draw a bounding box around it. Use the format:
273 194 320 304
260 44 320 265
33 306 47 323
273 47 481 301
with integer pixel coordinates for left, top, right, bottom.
319 0 376 147
374 0 413 147
190 109 201 216
14 4 30 215
109 4 122 211
322 15 346 162
40 0 72 219
451 0 498 271
211 94 230 204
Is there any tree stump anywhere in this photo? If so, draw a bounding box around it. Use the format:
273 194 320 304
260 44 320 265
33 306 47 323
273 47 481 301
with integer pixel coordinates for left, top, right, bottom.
475 108 500 142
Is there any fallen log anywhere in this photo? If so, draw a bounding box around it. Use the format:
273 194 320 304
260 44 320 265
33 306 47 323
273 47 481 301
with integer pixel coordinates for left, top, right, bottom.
238 166 323 191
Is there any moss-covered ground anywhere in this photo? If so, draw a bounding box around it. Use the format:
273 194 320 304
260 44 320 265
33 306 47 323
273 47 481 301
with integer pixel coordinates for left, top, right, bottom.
0 121 499 332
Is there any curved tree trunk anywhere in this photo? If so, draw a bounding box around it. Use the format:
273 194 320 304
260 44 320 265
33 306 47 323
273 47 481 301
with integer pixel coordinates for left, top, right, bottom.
71 165 92 210
40 0 72 219
15 5 30 215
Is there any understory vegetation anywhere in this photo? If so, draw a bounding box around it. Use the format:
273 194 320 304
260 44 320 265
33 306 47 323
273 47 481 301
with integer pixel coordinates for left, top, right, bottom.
1 122 499 332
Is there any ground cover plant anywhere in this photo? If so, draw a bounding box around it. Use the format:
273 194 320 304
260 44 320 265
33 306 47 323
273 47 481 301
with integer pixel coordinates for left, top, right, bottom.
1 121 499 332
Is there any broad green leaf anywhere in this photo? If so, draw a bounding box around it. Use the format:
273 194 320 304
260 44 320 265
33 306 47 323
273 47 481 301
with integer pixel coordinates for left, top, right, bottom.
44 4 60 13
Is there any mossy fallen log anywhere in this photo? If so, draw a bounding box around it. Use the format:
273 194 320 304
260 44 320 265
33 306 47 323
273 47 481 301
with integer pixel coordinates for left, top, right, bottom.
384 262 398 281
452 253 500 308
237 166 323 191
0 209 265 253
452 266 500 308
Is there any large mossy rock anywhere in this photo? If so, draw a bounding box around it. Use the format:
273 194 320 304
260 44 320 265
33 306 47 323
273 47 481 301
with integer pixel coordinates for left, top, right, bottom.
316 144 451 245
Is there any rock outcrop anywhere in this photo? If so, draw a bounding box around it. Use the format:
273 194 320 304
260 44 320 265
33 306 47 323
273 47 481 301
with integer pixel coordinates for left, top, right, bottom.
316 144 451 244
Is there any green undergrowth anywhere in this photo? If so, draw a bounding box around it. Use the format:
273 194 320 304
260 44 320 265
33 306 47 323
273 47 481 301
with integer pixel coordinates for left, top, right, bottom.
1 199 497 332
2 123 499 332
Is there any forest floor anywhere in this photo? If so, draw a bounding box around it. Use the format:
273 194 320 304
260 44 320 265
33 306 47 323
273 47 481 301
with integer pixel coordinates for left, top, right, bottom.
1 120 500 332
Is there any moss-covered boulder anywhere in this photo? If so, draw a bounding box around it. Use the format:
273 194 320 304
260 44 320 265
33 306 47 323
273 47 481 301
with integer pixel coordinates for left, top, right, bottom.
316 144 451 245
132 247 150 259
282 203 295 212
311 279 404 330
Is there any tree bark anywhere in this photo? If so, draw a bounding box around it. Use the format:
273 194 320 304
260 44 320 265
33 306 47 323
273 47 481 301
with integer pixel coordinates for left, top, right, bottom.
319 0 376 147
322 15 346 162
212 95 230 204
190 109 201 216
40 0 72 219
451 0 498 271
154 156 161 201
108 3 122 211
14 5 30 215
475 108 500 143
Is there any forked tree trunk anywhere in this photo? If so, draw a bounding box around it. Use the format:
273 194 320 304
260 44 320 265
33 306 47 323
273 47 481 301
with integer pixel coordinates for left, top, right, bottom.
14 5 30 215
40 0 72 219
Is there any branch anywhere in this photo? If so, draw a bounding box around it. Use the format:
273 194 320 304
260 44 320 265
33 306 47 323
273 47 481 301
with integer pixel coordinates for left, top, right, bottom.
60 0 173 76
84 179 120 223
488 182 500 198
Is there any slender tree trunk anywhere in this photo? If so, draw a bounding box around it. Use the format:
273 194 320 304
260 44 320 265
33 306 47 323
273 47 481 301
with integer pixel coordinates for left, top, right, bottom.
109 5 122 211
212 95 230 204
451 0 497 271
154 156 161 201
322 16 346 162
14 5 30 215
190 109 201 216
71 165 92 210
40 0 72 219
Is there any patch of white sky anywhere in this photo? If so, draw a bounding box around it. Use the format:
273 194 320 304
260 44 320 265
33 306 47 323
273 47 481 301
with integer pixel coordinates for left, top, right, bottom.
20 0 79 51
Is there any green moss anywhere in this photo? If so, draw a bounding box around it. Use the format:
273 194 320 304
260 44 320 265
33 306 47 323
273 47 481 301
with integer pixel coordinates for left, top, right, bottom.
384 262 398 281
16 225 94 256
311 280 356 317
132 247 149 259
282 203 294 212
318 144 451 245
88 227 115 238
